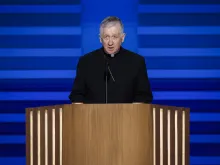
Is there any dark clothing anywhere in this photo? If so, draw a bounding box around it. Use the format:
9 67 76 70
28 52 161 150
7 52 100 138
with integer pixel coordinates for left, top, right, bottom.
69 47 153 104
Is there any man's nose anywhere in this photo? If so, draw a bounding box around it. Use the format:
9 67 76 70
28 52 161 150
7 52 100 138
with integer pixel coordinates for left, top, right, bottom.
108 38 113 45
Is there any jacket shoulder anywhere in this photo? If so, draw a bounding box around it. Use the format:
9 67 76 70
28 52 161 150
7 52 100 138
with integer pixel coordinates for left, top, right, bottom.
122 48 145 62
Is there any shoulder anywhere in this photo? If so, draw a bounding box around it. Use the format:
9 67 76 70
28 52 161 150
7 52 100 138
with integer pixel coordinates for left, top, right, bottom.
77 48 101 65
122 47 145 63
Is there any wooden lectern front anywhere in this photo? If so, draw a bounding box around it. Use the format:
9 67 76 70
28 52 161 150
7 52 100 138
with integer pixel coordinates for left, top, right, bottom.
26 104 190 165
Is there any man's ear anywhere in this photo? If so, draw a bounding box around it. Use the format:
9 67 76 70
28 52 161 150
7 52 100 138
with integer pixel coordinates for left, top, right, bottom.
122 33 126 43
99 37 102 43
99 34 102 43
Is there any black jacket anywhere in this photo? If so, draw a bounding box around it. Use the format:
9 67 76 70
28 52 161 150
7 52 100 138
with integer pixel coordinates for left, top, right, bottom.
69 47 153 103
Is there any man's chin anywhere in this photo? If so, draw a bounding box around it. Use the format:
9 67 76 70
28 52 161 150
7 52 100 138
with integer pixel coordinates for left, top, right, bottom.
106 50 116 54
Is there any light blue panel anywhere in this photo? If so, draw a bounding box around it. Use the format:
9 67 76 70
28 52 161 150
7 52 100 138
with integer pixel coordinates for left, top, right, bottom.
0 48 81 57
1 134 220 144
138 48 220 56
0 70 220 79
191 113 220 122
0 136 25 144
0 27 81 35
0 5 81 13
148 70 220 78
0 157 25 165
81 0 138 54
190 135 220 143
0 70 76 79
0 91 220 101
138 26 220 35
0 114 25 122
191 156 220 165
138 5 220 13
154 91 220 100
1 112 220 122
1 157 220 165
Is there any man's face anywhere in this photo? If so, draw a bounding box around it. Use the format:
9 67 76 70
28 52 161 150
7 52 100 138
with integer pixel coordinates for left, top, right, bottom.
100 23 125 55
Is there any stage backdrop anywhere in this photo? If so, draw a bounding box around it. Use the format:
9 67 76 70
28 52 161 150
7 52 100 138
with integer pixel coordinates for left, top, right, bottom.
0 0 220 164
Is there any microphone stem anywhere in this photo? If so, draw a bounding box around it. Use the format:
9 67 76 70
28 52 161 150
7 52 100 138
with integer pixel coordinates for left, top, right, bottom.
108 66 115 82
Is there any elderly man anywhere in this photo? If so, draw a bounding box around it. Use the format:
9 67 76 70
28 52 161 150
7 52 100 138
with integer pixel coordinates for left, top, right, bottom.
69 16 153 104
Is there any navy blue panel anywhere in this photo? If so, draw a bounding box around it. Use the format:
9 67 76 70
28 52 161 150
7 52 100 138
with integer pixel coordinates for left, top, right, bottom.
191 122 220 134
0 35 81 48
1 57 220 70
0 0 80 5
0 14 80 26
0 144 25 156
191 144 220 156
139 35 220 48
0 100 219 113
1 91 220 101
0 101 70 113
1 79 220 92
0 123 25 135
0 57 79 70
139 0 220 4
138 14 220 26
152 100 220 113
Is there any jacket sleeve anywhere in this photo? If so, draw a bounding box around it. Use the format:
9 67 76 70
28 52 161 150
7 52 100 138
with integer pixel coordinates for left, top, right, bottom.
133 57 153 103
69 56 87 103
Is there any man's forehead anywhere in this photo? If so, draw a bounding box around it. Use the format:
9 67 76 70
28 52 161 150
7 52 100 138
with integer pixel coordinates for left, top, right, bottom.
102 26 121 34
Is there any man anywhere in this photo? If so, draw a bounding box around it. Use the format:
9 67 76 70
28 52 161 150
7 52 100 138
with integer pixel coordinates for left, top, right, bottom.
69 16 153 104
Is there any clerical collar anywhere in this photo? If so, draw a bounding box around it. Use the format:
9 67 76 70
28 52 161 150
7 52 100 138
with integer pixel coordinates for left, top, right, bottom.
102 47 122 58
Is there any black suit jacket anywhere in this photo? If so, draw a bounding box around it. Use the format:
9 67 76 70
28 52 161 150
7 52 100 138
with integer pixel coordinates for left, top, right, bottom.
69 47 153 103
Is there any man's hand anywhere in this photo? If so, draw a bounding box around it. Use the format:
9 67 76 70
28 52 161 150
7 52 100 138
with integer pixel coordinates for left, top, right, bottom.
132 102 142 104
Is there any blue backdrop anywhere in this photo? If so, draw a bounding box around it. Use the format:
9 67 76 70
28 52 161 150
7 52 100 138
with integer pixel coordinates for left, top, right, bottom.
0 0 220 164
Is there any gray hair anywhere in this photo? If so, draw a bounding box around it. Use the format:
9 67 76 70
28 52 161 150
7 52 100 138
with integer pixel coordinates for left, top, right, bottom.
100 16 124 35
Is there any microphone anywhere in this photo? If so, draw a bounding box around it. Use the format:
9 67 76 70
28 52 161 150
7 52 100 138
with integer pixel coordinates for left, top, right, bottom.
104 53 116 82
104 55 116 103
107 63 115 82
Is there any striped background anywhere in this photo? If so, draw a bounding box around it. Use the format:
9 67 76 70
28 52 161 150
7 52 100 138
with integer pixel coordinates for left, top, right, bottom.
0 0 220 164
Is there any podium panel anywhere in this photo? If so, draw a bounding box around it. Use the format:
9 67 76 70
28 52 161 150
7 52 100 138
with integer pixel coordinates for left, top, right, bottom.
26 104 189 165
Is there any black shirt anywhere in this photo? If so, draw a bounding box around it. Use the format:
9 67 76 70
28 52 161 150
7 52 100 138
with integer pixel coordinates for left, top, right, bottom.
69 47 153 104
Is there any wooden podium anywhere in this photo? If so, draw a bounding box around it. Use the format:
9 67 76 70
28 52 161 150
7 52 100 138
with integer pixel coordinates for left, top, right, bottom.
26 103 190 165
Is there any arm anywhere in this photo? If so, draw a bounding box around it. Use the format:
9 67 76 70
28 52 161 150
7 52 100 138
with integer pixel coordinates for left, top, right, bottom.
69 56 86 103
133 57 153 103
